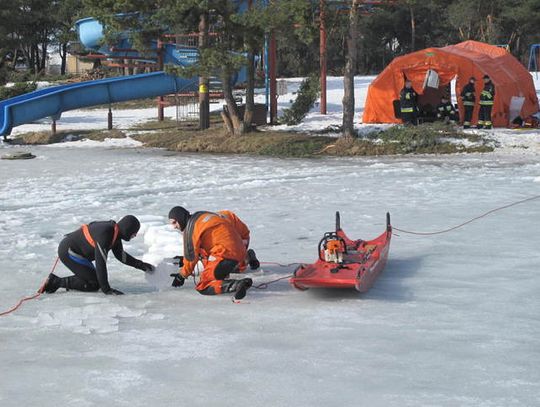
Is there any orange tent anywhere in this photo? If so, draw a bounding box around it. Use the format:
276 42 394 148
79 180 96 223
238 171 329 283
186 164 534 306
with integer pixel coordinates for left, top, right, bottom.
362 41 539 127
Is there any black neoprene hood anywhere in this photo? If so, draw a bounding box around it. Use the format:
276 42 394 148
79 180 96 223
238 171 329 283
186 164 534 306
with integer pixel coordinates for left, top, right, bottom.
117 215 140 240
168 206 190 230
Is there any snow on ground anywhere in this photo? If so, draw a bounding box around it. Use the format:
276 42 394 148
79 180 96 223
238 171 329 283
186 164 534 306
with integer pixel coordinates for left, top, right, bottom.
6 74 540 154
1 147 540 406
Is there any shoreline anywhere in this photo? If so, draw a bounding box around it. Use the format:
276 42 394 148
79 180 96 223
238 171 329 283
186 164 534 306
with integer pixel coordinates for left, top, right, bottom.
4 120 499 158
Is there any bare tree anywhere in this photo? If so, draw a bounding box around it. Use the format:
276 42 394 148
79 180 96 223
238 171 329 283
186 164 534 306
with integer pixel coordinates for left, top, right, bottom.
342 0 360 138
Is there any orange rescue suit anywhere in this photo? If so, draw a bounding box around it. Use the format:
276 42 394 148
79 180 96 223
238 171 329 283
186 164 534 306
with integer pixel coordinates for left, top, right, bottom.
218 210 250 246
181 212 246 278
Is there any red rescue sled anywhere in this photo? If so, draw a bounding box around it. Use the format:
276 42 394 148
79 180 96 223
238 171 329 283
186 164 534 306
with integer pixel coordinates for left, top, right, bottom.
290 212 392 292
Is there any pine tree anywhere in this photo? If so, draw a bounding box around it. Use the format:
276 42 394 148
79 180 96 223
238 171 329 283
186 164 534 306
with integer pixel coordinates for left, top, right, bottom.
0 2 20 82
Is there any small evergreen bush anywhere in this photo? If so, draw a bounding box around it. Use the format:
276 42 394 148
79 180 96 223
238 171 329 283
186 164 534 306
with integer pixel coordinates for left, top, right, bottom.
0 82 37 101
281 74 320 125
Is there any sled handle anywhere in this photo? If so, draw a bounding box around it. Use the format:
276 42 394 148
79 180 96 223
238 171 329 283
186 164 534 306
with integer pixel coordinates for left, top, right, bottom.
336 211 341 231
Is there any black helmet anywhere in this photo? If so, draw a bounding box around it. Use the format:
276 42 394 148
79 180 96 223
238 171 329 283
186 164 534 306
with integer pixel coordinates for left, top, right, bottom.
117 215 140 241
168 206 190 231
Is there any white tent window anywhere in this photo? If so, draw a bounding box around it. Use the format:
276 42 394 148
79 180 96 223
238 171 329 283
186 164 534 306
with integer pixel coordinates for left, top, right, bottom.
423 69 440 89
509 96 525 123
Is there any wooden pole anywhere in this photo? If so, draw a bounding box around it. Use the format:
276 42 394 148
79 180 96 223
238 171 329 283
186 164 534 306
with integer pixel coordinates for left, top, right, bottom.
108 106 113 130
157 39 165 122
269 32 277 124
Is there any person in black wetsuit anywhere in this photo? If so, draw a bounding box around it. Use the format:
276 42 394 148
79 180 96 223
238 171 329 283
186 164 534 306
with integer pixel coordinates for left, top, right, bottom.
42 215 154 295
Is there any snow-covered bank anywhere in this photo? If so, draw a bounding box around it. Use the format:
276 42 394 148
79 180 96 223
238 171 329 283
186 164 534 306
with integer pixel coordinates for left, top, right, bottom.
4 74 539 155
1 147 539 406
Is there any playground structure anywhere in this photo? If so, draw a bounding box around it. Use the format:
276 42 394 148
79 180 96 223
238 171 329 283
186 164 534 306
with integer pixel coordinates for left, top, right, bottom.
0 1 400 138
0 72 200 138
0 16 251 139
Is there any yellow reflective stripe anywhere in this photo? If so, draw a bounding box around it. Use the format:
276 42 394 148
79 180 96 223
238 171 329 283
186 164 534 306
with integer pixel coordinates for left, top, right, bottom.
401 108 414 112
479 101 494 105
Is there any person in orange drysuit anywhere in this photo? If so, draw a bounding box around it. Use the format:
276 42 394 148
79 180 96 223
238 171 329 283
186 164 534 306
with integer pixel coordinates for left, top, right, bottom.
217 210 260 270
168 206 253 300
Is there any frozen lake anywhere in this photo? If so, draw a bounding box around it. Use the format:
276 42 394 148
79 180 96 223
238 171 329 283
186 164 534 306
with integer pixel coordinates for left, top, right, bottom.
1 146 539 406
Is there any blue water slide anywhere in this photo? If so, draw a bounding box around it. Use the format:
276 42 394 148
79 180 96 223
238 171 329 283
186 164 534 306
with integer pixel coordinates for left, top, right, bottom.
76 17 198 67
0 72 198 136
75 17 246 81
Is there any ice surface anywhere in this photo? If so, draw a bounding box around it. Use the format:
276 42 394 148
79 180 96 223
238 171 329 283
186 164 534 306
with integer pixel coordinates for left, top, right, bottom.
1 146 539 406
1 72 540 406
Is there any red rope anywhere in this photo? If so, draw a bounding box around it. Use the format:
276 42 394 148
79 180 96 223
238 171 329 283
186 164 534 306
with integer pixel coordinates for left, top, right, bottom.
0 257 59 317
253 261 299 289
260 261 299 267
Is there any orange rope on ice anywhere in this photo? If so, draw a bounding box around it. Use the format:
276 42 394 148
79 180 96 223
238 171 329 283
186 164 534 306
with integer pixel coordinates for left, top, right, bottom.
0 257 59 317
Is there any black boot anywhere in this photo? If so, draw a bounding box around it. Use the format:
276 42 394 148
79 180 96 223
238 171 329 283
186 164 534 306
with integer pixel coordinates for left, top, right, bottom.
42 274 61 294
247 249 260 270
64 276 100 292
222 278 253 300
234 278 253 300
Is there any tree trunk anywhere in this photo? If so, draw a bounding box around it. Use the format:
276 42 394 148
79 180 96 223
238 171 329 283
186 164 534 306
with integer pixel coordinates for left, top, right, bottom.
243 46 255 133
10 48 19 68
409 5 416 52
243 0 254 132
342 0 359 139
41 42 48 72
222 70 243 135
31 44 38 73
221 111 234 134
60 43 67 75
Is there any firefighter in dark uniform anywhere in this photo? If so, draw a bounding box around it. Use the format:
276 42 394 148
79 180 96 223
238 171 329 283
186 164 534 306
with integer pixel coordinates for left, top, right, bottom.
460 77 476 129
478 74 495 129
436 95 458 123
400 79 418 125
42 215 155 295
